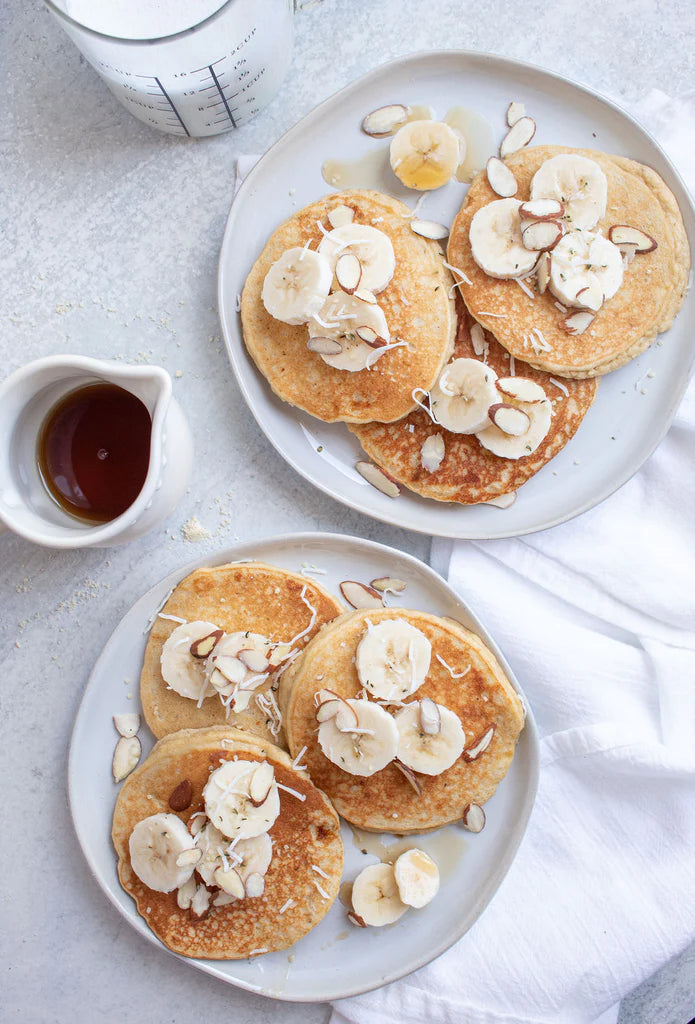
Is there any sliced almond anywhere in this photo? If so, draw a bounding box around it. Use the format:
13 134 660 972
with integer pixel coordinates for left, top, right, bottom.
393 759 422 796
339 579 385 609
335 702 360 731
327 204 355 229
370 576 407 593
574 282 604 312
245 872 265 898
307 336 343 355
618 242 638 266
336 252 362 294
536 252 551 295
463 725 496 761
522 219 563 252
462 802 486 833
519 198 564 221
176 875 197 910
355 325 387 348
496 377 546 403
562 310 595 335
314 687 342 707
316 698 342 722
488 403 531 437
213 654 246 685
421 433 445 473
506 101 525 126
249 761 275 806
112 736 141 783
213 890 237 907
608 225 657 253
361 103 410 137
238 648 269 673
354 287 377 304
176 847 202 868
419 698 441 735
486 156 518 198
113 712 140 738
190 629 224 659
214 866 246 899
499 116 536 158
190 883 212 919
410 219 449 240
470 322 487 356
188 813 206 837
347 911 368 927
355 461 401 498
485 491 517 508
168 778 193 812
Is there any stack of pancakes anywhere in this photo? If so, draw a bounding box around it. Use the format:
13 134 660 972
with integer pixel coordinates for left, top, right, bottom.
113 563 525 958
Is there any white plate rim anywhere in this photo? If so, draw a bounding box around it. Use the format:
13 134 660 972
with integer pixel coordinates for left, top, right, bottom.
217 48 695 540
68 530 540 1001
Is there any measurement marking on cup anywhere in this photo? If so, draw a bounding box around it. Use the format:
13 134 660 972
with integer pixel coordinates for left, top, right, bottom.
208 64 237 128
154 77 190 136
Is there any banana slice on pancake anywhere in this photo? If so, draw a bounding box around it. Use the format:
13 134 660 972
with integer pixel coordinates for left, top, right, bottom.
308 292 391 372
205 631 271 712
355 618 431 701
475 379 552 459
394 701 465 775
394 848 440 908
203 759 280 839
193 821 229 885
390 120 462 190
160 621 222 701
317 697 398 776
429 358 499 434
129 813 198 893
261 246 333 325
317 223 395 294
195 823 273 890
469 198 539 279
549 229 623 310
351 862 408 926
530 153 607 230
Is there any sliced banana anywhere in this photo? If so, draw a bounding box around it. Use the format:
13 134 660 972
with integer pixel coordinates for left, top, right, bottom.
317 223 395 294
394 848 440 908
390 120 462 190
205 631 271 713
193 821 228 886
476 394 552 459
469 198 539 279
129 813 198 893
394 701 465 775
318 698 398 776
307 292 390 372
351 863 409 926
160 621 221 701
530 154 607 231
233 832 273 884
549 229 623 310
429 358 499 434
262 247 333 325
203 759 280 840
355 618 431 701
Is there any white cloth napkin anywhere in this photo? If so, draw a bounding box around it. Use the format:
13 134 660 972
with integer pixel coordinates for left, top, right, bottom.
234 90 695 1024
331 90 695 1024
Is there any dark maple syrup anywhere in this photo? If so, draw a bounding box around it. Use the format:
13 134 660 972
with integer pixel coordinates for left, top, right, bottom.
37 382 152 523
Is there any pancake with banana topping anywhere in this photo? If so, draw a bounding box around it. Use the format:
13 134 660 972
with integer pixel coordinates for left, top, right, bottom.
140 562 343 745
112 726 343 958
448 146 689 377
350 301 598 504
279 608 525 833
241 189 456 422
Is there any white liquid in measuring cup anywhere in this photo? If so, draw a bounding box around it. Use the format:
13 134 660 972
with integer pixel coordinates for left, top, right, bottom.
53 0 294 136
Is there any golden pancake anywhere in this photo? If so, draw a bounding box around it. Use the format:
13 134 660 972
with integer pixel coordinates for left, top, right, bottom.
448 146 690 377
140 562 343 745
350 299 598 504
241 189 456 422
280 609 525 833
112 726 343 959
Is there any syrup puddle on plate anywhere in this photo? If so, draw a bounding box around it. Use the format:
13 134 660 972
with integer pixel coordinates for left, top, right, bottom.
347 824 467 879
444 106 496 183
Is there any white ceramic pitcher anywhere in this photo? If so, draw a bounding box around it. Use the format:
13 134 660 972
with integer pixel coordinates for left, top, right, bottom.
0 356 193 548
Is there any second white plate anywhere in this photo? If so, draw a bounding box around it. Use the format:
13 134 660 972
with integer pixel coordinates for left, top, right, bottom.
69 532 538 1001
218 50 694 539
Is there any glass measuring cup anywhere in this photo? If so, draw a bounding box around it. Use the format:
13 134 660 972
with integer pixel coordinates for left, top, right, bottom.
45 0 297 137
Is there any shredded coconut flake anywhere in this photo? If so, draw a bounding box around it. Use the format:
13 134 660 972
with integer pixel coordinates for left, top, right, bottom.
442 261 472 286
435 653 471 679
313 879 330 899
292 745 308 770
509 354 515 376
234 294 241 312
411 387 440 425
311 864 329 879
277 782 306 802
247 948 268 957
549 376 569 396
366 339 407 369
515 278 535 300
158 612 187 624
279 898 295 915
554 301 568 314
475 310 508 318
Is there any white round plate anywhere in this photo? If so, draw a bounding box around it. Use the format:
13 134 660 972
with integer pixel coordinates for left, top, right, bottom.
218 50 694 539
69 532 538 1001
